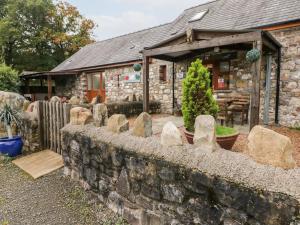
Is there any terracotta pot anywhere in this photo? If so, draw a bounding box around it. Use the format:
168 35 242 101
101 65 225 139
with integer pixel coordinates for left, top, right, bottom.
184 128 239 150
183 129 194 144
216 132 239 150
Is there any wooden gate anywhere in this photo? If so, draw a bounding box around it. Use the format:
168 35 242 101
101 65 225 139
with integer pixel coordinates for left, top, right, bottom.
37 101 72 154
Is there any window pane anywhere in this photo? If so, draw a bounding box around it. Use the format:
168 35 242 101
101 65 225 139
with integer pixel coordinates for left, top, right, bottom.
87 75 93 90
93 74 100 89
159 65 167 82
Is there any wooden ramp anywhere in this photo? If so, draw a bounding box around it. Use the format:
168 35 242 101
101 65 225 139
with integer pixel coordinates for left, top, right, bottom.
13 150 64 179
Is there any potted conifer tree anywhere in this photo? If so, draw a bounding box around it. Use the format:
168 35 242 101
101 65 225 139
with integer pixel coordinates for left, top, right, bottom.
182 59 239 149
182 59 219 143
0 104 23 157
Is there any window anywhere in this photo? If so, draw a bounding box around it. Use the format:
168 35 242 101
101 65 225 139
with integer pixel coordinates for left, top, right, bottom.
189 10 208 22
217 62 230 90
87 73 101 90
159 65 167 82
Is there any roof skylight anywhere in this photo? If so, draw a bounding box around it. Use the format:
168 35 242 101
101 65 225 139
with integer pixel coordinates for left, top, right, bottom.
189 9 208 22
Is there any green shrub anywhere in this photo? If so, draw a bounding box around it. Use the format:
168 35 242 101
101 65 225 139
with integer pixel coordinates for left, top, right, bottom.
182 59 219 132
0 64 20 92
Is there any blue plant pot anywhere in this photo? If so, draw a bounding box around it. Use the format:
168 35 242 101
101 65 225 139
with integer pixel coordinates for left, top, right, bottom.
0 136 23 157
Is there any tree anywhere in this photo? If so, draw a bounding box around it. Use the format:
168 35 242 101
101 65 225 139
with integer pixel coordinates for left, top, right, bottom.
0 0 54 71
0 64 19 92
47 1 95 66
181 59 219 132
0 0 95 72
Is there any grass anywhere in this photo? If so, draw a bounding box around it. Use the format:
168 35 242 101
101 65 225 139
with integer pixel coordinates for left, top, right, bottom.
216 125 237 136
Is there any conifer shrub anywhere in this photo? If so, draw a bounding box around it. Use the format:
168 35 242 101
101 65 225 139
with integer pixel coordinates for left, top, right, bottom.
181 59 219 132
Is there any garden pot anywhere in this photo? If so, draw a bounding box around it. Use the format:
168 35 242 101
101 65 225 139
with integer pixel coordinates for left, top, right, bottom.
216 132 239 150
183 129 194 144
0 136 23 157
183 128 239 150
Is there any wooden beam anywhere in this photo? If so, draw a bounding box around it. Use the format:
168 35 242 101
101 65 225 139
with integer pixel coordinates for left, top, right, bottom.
249 40 263 130
262 36 277 52
143 31 262 57
143 56 150 112
47 75 52 100
152 55 175 62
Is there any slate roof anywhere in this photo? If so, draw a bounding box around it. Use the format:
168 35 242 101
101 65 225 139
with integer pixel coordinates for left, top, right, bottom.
52 23 172 72
52 0 300 72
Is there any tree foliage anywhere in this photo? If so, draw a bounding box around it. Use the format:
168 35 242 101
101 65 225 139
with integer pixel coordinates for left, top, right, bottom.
0 64 19 92
181 59 219 132
0 0 95 72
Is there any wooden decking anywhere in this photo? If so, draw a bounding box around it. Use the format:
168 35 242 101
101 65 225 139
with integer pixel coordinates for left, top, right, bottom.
13 150 63 179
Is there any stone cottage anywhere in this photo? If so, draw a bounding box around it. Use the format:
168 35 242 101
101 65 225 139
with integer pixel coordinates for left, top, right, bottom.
21 0 300 128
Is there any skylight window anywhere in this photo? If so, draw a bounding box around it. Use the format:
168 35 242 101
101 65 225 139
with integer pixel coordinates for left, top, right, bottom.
189 9 208 22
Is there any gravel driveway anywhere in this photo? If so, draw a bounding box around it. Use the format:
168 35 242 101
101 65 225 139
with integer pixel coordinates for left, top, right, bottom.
0 157 127 225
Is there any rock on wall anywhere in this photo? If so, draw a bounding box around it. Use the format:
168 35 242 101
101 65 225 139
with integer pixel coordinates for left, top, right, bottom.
61 124 300 225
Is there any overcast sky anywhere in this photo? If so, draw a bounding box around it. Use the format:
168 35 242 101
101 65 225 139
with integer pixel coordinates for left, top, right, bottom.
68 0 210 41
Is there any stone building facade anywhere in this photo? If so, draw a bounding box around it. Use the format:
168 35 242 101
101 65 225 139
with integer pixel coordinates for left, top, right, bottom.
270 27 300 127
53 26 300 128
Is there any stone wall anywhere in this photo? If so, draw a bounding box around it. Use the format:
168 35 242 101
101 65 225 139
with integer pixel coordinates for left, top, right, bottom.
20 113 41 153
55 75 81 98
54 74 87 99
271 26 300 127
105 67 144 103
104 60 178 113
61 124 300 225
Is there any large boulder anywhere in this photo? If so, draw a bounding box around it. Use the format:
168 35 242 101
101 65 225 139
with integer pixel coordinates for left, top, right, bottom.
107 114 129 133
69 96 80 105
193 115 218 152
128 93 137 102
93 103 108 127
132 112 152 137
0 91 25 111
22 100 31 111
50 96 61 102
161 122 183 147
26 101 39 120
246 126 296 169
70 107 93 125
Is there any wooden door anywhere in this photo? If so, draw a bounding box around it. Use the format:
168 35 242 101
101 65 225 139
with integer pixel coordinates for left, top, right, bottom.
87 72 106 102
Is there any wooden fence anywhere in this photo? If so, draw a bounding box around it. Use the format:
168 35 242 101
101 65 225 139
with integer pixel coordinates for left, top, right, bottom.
37 101 72 154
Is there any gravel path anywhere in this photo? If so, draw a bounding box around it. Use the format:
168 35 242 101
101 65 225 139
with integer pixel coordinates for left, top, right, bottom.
0 157 127 225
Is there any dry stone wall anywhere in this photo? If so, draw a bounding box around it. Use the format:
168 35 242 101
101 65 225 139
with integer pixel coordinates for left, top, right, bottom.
61 124 300 225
